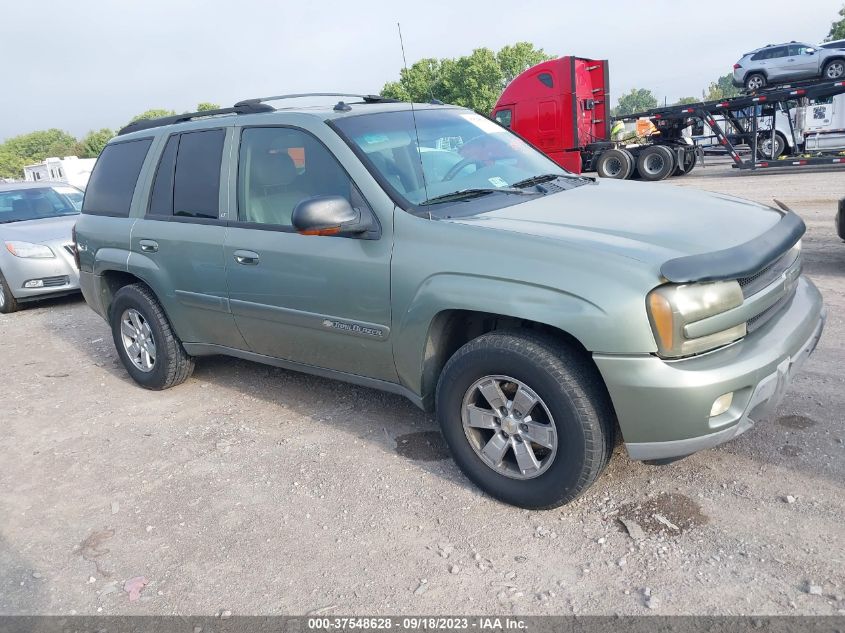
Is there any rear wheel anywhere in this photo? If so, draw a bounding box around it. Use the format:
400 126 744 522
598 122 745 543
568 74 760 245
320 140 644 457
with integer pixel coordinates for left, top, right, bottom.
823 59 845 81
756 133 786 159
110 283 194 390
435 331 615 509
0 270 20 314
618 149 635 179
595 149 633 179
636 145 676 181
745 73 766 91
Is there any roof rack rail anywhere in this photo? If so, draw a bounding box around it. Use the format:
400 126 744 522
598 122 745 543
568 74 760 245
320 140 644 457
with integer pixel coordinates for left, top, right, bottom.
234 92 399 107
117 102 275 136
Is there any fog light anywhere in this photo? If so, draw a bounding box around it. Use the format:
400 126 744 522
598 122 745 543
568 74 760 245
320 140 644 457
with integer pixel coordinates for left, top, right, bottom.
24 279 44 288
710 392 734 417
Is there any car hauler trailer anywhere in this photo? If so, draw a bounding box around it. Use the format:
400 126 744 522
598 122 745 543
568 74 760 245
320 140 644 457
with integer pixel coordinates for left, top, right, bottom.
493 58 845 180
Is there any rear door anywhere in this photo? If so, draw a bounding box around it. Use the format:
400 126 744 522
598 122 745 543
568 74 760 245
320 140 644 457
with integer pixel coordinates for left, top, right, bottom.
223 124 396 381
765 46 790 80
129 127 247 349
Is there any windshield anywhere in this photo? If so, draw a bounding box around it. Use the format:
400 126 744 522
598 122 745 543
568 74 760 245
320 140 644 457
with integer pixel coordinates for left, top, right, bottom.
334 108 572 207
0 186 81 223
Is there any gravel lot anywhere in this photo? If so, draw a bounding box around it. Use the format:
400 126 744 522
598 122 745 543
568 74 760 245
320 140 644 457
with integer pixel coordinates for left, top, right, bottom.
1 159 843 616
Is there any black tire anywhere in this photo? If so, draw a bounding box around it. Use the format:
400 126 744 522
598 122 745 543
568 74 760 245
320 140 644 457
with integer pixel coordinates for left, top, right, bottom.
0 270 20 314
756 133 785 159
109 283 194 390
435 331 616 510
745 73 766 92
836 199 845 241
618 148 636 179
595 149 632 179
823 59 845 81
636 145 675 181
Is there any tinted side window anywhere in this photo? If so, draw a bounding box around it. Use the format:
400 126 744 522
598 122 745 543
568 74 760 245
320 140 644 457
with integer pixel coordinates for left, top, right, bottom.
238 127 365 228
148 135 179 216
494 109 513 128
172 129 225 219
537 72 554 88
82 139 152 216
769 46 788 58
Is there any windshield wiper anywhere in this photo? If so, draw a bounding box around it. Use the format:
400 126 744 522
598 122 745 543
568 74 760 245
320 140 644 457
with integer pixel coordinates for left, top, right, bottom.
421 187 534 206
512 173 563 188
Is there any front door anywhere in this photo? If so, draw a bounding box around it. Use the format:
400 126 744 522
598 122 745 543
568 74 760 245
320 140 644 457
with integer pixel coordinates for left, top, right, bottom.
223 125 396 382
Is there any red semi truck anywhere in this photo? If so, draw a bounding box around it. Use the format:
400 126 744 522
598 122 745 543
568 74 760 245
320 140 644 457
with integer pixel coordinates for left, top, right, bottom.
491 56 698 180
492 56 845 179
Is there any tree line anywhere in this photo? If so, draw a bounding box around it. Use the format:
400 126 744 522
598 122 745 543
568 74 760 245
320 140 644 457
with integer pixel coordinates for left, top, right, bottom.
2 2 843 180
0 103 220 180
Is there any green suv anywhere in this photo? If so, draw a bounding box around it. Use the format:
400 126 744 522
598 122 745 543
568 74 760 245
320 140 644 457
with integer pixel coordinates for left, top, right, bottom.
75 94 825 509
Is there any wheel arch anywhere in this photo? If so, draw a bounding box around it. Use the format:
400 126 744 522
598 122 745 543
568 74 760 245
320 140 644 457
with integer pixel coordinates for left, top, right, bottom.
417 309 598 412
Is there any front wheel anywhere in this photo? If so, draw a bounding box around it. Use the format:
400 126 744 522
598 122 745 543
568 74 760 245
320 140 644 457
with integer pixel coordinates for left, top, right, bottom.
435 331 616 509
824 59 845 81
0 270 20 314
109 283 194 390
756 133 786 159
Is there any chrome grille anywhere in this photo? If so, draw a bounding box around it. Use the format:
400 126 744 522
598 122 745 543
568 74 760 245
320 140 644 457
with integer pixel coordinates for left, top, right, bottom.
746 288 795 333
738 247 801 298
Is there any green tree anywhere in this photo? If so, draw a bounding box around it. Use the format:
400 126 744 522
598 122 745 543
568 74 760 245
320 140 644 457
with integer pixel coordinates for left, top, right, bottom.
440 48 504 113
703 74 740 101
128 109 176 125
676 96 698 105
196 102 220 111
614 88 658 116
381 42 555 114
79 129 114 158
0 129 80 179
496 42 554 85
826 4 845 41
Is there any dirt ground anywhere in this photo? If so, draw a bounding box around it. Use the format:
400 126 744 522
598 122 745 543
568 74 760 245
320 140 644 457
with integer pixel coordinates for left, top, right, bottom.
1 159 843 617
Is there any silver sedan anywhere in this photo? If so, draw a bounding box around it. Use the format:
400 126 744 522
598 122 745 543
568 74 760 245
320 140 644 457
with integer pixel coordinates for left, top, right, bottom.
0 182 82 313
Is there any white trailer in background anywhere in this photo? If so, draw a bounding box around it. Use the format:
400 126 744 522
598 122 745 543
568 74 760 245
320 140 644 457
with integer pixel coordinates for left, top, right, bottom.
23 156 96 189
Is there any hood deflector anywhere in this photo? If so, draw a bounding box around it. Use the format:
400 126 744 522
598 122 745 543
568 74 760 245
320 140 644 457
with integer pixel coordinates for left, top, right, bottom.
660 208 805 284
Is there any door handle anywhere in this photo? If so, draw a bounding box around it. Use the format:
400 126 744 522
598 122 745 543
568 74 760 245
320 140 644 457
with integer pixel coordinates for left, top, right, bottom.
139 240 159 253
234 250 260 265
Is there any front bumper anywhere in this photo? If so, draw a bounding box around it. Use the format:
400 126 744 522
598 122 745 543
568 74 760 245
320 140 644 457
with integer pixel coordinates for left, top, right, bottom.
1 240 80 301
594 276 825 461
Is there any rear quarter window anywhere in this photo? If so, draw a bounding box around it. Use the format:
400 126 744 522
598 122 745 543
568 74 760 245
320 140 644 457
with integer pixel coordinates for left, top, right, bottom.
82 138 153 217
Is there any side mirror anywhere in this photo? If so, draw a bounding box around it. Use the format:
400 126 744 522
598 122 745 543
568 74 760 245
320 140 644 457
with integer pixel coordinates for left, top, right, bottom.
292 195 374 237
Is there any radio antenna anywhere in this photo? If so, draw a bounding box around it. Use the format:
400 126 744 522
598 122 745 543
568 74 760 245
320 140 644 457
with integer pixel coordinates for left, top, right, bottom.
397 22 430 205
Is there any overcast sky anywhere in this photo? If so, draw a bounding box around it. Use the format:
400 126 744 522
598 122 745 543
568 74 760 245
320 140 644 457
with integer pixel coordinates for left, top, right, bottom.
0 0 838 141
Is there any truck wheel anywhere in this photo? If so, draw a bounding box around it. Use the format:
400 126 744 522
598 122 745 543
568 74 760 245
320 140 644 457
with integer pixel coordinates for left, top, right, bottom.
595 149 632 179
823 59 845 81
756 133 785 159
837 199 845 241
745 73 766 91
109 283 194 390
619 149 635 179
435 331 616 509
0 270 21 314
636 146 675 181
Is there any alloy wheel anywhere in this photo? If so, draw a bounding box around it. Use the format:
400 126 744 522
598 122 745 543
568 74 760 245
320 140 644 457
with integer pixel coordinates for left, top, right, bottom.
461 375 558 480
120 308 156 372
826 61 844 79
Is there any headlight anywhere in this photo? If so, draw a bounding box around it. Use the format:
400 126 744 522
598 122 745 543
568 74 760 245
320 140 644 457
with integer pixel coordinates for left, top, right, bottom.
647 280 746 358
5 241 55 259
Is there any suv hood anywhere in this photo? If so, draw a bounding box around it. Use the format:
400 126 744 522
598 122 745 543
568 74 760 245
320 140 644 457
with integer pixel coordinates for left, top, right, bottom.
0 215 78 244
446 178 788 276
